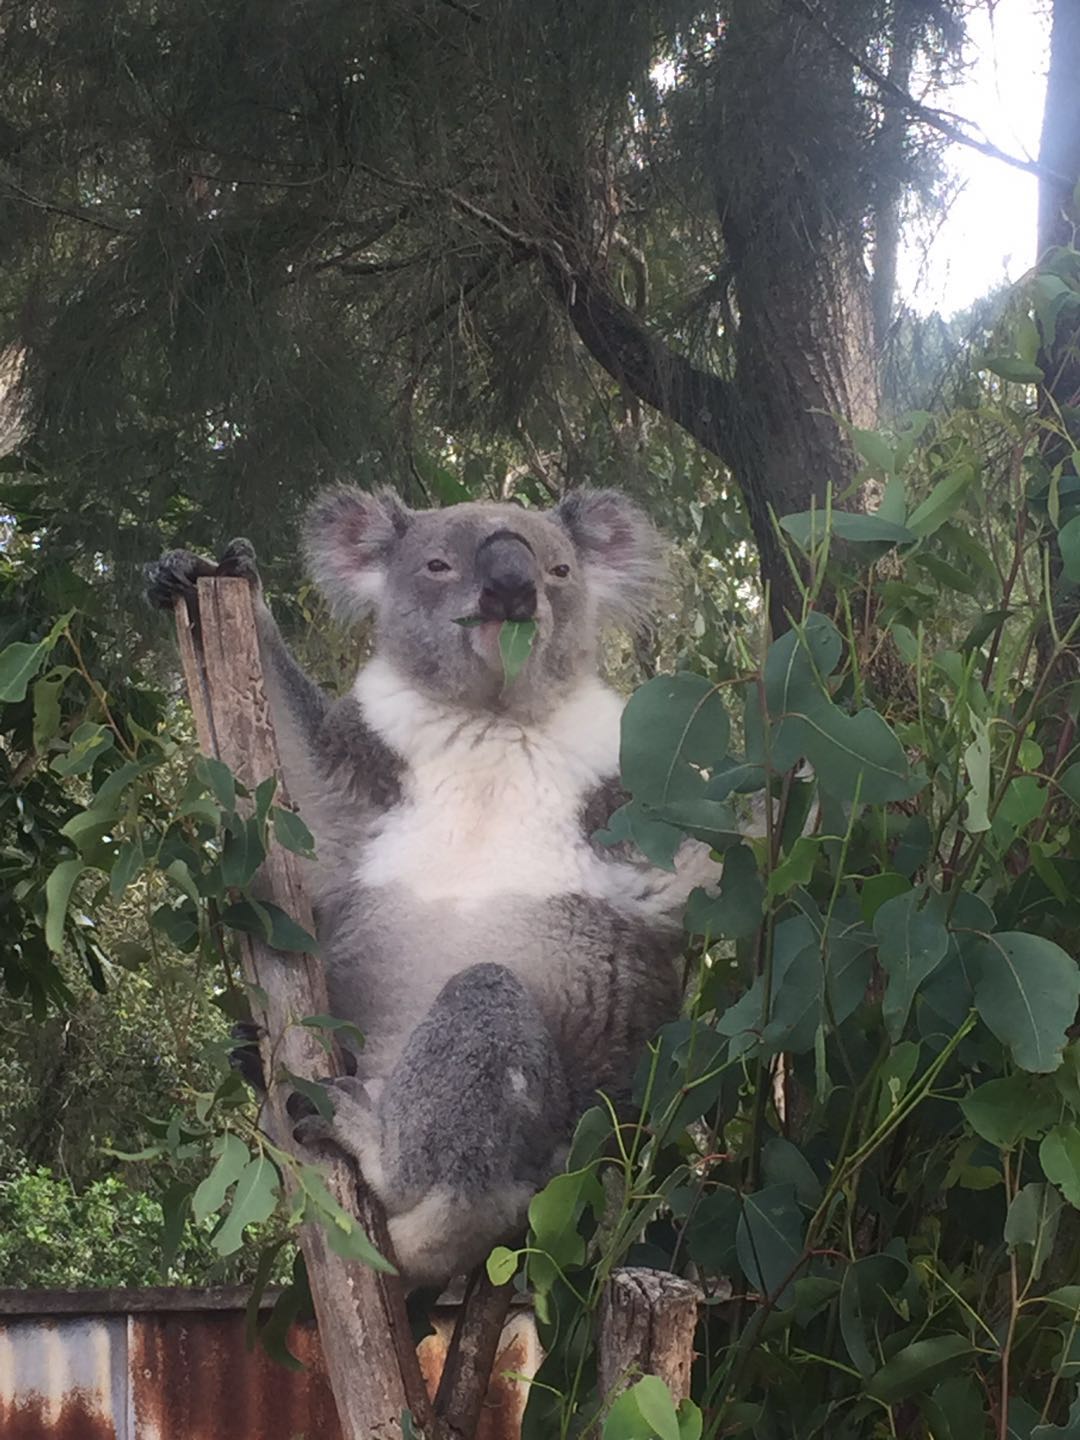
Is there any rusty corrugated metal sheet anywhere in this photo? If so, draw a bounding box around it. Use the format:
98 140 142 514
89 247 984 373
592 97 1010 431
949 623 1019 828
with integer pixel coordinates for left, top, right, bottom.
0 1289 537 1440
0 1313 127 1440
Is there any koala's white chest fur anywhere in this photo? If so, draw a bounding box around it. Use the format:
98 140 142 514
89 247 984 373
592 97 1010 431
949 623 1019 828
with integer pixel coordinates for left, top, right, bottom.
352 659 623 908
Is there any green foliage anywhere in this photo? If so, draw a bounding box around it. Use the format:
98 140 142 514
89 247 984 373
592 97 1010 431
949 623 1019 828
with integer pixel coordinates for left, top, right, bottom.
508 253 1080 1437
0 1167 272 1288
0 539 385 1293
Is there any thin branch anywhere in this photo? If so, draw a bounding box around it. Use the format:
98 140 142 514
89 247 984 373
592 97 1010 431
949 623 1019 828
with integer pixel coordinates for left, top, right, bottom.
356 162 575 281
784 0 1073 186
548 252 741 471
187 168 332 189
434 0 484 22
338 252 434 276
0 178 130 234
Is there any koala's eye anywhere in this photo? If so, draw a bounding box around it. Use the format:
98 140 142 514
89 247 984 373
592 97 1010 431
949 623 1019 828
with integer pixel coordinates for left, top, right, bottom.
426 559 451 574
550 563 571 579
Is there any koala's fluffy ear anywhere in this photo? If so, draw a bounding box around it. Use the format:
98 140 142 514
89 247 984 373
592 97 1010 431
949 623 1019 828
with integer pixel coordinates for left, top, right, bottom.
303 486 412 616
554 489 667 629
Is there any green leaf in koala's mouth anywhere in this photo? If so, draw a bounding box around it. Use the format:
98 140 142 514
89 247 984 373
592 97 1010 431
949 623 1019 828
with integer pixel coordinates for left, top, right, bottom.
499 619 537 685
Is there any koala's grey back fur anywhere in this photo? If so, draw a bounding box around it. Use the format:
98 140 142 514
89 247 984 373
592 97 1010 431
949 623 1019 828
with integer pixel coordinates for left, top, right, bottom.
152 488 715 1287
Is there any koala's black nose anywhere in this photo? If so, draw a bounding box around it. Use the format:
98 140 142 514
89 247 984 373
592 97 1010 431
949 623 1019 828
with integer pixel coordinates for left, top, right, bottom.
477 530 538 621
479 574 537 622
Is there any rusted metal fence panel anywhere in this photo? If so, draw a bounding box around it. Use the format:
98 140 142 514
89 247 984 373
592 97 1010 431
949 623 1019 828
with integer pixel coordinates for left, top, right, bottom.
0 1288 538 1440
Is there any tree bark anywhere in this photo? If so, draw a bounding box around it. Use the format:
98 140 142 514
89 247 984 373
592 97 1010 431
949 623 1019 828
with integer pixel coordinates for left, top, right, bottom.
872 0 917 363
597 1268 700 1407
1039 0 1080 259
1034 0 1080 711
174 577 434 1440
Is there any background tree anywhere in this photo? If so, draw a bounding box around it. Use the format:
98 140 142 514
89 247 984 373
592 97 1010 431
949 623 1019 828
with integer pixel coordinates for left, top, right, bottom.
1 0 963 629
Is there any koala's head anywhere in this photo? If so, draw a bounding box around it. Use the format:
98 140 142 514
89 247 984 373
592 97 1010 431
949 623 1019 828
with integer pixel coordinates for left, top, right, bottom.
303 487 665 715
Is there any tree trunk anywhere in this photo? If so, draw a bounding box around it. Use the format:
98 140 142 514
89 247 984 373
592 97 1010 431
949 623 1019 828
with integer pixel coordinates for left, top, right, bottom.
556 0 880 634
711 0 880 630
1039 0 1080 259
1034 0 1080 712
873 0 917 393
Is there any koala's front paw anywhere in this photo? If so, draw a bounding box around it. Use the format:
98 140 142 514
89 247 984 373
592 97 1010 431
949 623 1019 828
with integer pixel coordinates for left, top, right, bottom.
144 549 219 610
144 538 261 611
287 1074 377 1163
217 537 260 588
228 1021 266 1094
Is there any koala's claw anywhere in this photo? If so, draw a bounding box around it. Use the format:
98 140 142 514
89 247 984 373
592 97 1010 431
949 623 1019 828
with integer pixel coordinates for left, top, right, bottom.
144 549 218 611
145 539 260 611
289 1074 374 1157
228 1021 266 1094
217 537 260 584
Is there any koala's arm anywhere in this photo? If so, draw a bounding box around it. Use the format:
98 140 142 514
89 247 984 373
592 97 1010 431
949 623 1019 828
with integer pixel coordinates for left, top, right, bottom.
229 560 403 817
146 540 400 822
582 775 722 923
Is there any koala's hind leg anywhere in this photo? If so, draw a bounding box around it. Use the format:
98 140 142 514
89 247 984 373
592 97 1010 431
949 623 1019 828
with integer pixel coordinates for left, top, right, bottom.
298 963 571 1288
380 963 572 1285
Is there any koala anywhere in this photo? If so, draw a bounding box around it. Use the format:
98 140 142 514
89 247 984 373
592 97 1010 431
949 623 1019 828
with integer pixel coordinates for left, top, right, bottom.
148 488 716 1288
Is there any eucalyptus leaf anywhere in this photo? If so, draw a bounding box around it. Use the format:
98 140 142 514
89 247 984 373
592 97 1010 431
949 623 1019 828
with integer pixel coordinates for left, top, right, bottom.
1040 1125 1080 1209
983 355 1044 384
684 844 763 939
761 1137 821 1206
272 805 316 858
1059 515 1080 586
735 1185 805 1305
51 722 114 776
780 510 914 549
192 1132 250 1224
195 755 237 811
621 673 730 806
45 858 84 954
906 465 977 537
763 615 919 804
212 1153 280 1255
867 1336 972 1404
221 898 317 953
499 619 537 685
961 1074 1058 1150
0 638 52 702
840 1254 910 1376
1004 1182 1063 1282
874 887 949 1040
972 933 1080 1073
32 671 65 749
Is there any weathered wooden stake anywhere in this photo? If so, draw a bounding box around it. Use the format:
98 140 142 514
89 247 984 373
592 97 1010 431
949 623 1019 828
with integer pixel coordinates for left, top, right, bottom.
597 1268 700 1409
174 578 433 1439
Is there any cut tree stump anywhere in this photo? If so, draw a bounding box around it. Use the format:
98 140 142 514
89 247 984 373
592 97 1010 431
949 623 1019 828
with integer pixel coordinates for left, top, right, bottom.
597 1268 700 1408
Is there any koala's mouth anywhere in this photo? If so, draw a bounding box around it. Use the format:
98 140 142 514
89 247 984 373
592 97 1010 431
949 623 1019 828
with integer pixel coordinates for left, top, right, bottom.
454 615 539 682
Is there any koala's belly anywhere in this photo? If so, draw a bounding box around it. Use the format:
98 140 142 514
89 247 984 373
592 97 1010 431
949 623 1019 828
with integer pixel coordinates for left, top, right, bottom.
321 882 682 1094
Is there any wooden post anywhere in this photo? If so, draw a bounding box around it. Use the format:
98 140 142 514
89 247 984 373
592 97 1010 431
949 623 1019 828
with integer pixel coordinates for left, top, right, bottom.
597 1269 699 1408
174 578 433 1439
